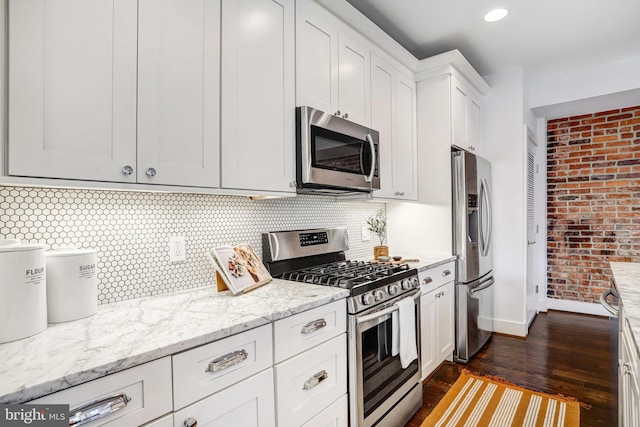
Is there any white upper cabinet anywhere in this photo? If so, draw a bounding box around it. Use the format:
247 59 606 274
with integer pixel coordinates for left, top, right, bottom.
8 0 138 182
337 32 371 126
220 0 295 193
296 0 371 127
452 75 483 155
371 53 417 200
137 0 221 187
296 3 339 116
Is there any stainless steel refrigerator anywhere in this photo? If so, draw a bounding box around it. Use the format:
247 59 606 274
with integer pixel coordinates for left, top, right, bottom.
452 149 494 363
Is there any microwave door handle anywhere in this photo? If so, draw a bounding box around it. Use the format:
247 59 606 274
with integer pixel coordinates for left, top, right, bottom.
364 133 376 183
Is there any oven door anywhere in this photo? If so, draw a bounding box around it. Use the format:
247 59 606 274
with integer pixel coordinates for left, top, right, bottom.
297 106 380 192
349 290 421 427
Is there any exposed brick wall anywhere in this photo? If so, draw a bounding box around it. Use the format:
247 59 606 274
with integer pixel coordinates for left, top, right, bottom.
547 105 640 303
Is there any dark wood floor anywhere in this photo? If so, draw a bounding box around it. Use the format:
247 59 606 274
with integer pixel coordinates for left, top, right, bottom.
406 310 618 426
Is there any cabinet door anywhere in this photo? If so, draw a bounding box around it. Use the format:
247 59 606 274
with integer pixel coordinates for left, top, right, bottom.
420 290 437 379
295 0 339 114
370 54 395 200
451 76 469 151
137 0 220 187
435 281 455 362
394 73 418 200
173 368 275 427
8 0 137 182
468 93 482 154
220 0 295 193
337 31 371 127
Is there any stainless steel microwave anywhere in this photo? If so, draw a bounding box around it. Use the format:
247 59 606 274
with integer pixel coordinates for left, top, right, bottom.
296 106 380 195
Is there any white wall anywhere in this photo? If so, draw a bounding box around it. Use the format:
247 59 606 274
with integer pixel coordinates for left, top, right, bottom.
482 67 528 336
529 54 640 115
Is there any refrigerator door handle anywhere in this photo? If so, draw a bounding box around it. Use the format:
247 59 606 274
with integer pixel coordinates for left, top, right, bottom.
470 276 495 294
479 178 492 256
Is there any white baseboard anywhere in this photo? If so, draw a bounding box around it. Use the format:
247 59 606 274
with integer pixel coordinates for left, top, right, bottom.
492 318 527 337
546 298 611 317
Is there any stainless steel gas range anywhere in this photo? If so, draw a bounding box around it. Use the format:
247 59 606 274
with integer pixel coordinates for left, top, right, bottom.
263 227 422 427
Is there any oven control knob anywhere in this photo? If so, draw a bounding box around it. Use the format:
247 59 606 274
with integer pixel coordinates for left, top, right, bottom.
374 290 386 301
388 284 400 295
401 279 412 290
363 293 376 305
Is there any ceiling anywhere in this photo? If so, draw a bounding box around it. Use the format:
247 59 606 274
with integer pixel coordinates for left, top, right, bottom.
345 0 640 78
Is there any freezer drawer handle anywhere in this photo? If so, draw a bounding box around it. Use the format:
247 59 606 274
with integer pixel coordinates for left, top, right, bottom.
303 370 328 390
69 393 131 426
205 349 248 373
301 318 327 334
470 277 495 294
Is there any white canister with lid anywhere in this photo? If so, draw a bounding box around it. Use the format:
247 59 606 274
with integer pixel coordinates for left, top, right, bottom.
46 246 98 323
0 239 47 343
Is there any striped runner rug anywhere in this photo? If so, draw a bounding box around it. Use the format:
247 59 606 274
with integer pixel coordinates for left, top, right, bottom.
422 371 581 427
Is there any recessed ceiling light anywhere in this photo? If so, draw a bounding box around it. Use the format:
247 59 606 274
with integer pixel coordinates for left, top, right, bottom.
484 8 508 22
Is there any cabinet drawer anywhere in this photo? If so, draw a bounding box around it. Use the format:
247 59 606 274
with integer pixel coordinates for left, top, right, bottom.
275 334 347 427
30 357 172 427
302 394 348 427
173 368 275 427
172 324 272 410
273 299 346 363
142 414 173 427
419 261 455 293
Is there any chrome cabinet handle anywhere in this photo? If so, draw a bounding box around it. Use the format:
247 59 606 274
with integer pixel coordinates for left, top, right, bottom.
121 165 133 175
303 370 328 390
334 110 341 116
205 349 248 373
184 417 198 427
301 319 327 334
69 393 131 426
422 277 433 285
600 288 619 317
527 240 536 246
442 270 452 277
343 113 349 119
395 191 405 196
145 167 157 177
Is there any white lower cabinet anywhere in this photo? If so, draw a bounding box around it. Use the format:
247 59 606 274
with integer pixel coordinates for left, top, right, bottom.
274 334 347 427
173 368 275 427
143 414 174 427
302 394 348 427
273 300 348 427
29 357 173 427
419 262 455 379
619 304 640 427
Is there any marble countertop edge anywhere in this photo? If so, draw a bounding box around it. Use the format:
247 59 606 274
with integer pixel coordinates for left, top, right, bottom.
0 281 348 403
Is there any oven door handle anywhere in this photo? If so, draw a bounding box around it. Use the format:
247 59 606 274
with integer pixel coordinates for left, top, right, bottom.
356 291 421 324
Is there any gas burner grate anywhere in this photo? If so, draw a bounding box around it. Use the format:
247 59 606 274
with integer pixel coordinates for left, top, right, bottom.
278 260 411 289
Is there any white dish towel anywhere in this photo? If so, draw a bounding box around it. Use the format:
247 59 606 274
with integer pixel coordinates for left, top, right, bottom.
391 296 418 369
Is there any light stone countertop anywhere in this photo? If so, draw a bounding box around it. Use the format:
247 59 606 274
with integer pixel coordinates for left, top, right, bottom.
0 280 348 404
610 262 640 350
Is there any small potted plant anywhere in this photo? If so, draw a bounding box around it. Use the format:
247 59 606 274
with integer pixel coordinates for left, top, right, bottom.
367 208 389 260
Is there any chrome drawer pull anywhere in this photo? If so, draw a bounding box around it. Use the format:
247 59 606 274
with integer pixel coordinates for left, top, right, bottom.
69 393 131 426
303 370 328 390
442 270 452 277
205 349 248 373
422 277 433 285
301 319 327 334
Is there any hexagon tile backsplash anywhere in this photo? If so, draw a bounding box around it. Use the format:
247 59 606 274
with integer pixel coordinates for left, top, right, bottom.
0 186 384 304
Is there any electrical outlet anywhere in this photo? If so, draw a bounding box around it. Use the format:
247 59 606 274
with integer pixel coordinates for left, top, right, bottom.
361 226 371 242
169 235 186 262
